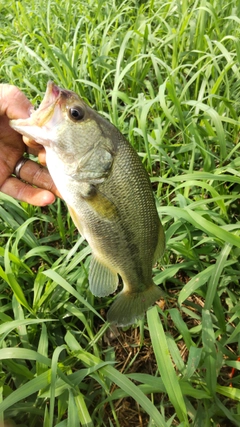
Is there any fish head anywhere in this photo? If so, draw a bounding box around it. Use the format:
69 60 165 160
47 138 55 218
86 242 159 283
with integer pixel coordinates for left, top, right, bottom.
10 81 117 181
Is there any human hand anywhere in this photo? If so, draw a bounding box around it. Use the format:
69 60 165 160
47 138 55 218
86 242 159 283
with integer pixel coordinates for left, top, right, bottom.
0 84 58 206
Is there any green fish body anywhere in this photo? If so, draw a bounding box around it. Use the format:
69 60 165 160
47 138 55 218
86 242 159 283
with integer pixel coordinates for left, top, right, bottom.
10 82 165 326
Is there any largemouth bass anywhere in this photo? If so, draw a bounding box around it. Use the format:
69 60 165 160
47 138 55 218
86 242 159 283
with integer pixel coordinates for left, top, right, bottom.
10 81 165 326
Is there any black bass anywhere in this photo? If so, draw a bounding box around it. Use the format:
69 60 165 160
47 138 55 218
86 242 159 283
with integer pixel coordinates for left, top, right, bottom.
10 81 165 326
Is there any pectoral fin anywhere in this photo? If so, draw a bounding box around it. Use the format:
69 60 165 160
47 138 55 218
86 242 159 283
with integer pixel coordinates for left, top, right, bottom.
89 255 119 297
86 191 118 220
67 188 117 237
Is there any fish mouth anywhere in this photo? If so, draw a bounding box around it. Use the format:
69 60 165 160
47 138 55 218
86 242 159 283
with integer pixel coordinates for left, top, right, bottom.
10 81 82 147
49 81 61 99
10 81 64 145
29 81 61 127
10 81 61 130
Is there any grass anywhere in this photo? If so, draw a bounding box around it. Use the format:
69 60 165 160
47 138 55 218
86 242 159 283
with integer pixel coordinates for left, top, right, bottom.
0 0 240 425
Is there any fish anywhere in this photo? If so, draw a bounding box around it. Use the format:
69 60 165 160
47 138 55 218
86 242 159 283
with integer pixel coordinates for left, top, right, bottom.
10 81 165 326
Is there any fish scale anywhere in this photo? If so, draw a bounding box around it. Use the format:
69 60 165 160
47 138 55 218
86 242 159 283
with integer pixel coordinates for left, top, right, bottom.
10 81 165 326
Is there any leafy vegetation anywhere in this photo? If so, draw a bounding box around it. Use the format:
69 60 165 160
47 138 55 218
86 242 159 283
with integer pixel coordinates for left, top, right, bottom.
0 0 240 425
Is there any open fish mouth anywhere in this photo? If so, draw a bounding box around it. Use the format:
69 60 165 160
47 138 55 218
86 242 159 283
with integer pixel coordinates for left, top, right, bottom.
10 81 61 128
24 81 61 127
10 81 63 145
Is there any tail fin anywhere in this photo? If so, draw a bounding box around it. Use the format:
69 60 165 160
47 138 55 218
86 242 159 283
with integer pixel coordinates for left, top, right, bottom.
107 283 163 327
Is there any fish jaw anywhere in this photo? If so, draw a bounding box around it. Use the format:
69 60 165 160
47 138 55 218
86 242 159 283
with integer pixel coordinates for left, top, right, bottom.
10 81 63 146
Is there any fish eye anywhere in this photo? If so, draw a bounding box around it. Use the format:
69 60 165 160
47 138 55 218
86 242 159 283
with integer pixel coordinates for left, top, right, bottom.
68 106 85 121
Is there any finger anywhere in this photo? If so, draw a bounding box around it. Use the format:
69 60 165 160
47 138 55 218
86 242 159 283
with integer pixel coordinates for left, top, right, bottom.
38 149 47 166
23 138 47 165
0 176 56 206
18 159 61 198
27 146 46 165
0 84 32 119
23 136 41 150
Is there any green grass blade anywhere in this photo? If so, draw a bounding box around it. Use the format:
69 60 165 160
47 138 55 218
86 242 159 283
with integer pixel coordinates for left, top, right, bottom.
202 310 217 395
147 306 189 425
0 371 51 413
101 364 168 427
67 390 80 427
65 332 168 427
43 269 102 319
159 206 240 248
204 241 233 310
0 347 51 366
49 345 67 427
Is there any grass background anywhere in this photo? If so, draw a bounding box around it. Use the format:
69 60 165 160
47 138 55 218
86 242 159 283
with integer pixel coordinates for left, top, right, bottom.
0 0 240 425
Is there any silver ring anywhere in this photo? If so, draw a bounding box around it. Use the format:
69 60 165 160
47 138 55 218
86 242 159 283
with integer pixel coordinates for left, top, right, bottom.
14 157 29 179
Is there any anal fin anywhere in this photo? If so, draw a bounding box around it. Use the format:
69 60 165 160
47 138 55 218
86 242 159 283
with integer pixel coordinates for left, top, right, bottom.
89 255 119 297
